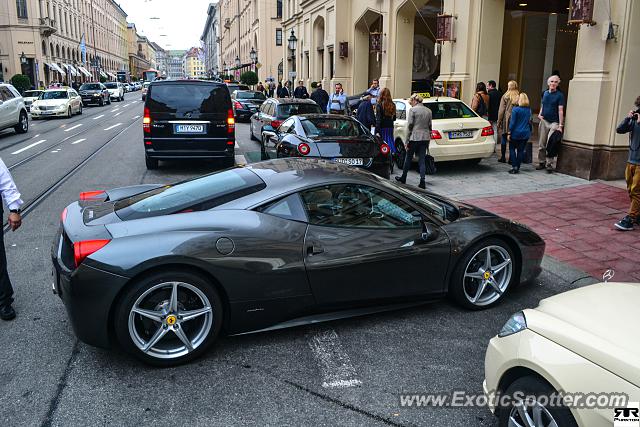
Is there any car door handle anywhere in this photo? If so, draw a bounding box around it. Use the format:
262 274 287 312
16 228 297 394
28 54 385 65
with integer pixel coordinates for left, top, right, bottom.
306 245 324 256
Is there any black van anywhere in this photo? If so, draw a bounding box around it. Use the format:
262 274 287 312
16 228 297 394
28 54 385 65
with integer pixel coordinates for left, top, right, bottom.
143 80 235 169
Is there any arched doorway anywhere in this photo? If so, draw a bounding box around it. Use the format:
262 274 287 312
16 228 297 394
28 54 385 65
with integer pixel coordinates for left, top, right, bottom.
313 16 325 84
354 9 383 93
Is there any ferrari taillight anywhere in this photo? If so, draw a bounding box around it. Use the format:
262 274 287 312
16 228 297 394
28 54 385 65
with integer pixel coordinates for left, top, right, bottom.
298 143 311 156
79 190 106 201
73 239 110 267
380 144 390 155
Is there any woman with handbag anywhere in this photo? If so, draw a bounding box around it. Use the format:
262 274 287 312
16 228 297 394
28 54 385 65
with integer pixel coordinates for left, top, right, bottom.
395 93 433 189
507 92 532 174
497 80 520 163
375 88 396 153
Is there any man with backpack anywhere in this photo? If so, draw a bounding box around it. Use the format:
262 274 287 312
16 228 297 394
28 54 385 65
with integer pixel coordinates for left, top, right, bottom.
614 96 640 231
537 75 565 173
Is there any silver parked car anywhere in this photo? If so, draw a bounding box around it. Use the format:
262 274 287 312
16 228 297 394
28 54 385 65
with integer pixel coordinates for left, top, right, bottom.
0 84 29 134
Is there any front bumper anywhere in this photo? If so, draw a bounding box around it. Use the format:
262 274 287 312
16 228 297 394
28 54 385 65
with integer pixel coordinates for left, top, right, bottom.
144 146 235 160
430 139 496 162
82 96 103 104
31 109 67 117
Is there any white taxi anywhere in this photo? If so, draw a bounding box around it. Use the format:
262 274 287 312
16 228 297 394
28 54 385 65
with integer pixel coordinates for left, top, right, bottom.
392 96 495 167
31 87 83 119
22 90 43 111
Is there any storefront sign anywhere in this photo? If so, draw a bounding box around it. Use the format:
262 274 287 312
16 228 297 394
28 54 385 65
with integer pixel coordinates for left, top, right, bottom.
436 15 455 42
568 0 596 25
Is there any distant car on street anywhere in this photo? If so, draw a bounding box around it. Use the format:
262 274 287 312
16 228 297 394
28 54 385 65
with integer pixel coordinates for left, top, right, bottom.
104 82 125 102
231 90 266 121
52 158 544 366
0 83 29 134
484 282 640 427
142 79 235 169
79 82 110 106
30 87 83 119
141 82 150 101
22 89 43 111
250 98 323 144
225 82 250 95
123 83 132 93
261 114 393 178
393 96 495 168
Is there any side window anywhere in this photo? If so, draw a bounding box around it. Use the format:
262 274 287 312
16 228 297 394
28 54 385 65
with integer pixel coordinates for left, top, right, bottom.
260 101 270 114
0 87 16 100
395 102 407 120
300 184 421 229
278 118 295 133
256 193 307 222
267 102 276 116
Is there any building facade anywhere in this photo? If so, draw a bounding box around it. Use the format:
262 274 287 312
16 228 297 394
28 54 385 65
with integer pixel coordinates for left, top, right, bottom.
282 0 640 181
166 50 186 79
150 41 167 77
201 2 219 78
127 23 159 80
217 0 282 82
0 0 129 86
184 47 206 79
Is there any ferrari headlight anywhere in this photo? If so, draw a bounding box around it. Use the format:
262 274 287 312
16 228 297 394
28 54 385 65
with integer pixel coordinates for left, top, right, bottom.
498 311 527 337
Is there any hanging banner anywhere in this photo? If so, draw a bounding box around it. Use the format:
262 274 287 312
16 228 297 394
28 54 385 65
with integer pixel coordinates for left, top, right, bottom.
80 34 87 64
568 0 595 25
436 15 455 42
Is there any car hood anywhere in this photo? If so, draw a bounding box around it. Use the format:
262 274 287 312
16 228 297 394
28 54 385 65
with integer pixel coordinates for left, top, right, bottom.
80 90 102 94
106 88 120 93
34 99 67 107
526 282 640 387
23 97 39 102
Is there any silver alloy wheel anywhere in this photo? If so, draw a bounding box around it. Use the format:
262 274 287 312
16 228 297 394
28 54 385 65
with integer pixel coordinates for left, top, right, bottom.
462 245 512 306
20 113 28 131
508 400 559 427
128 281 213 360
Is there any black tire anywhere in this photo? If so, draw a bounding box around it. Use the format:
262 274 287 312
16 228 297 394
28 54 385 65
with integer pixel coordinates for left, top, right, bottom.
249 123 258 141
99 98 104 107
67 107 72 118
107 97 111 105
260 134 269 161
223 156 235 168
394 139 406 169
145 156 159 170
113 270 223 367
449 238 516 310
78 104 83 115
498 376 578 427
14 111 28 134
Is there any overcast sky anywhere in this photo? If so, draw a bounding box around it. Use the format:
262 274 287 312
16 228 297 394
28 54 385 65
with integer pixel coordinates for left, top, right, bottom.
120 0 215 50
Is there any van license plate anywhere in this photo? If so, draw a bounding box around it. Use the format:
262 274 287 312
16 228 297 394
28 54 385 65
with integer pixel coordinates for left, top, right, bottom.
174 124 205 134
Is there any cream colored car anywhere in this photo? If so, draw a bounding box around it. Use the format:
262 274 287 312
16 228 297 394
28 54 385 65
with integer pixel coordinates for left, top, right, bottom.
392 96 495 167
31 88 83 119
484 282 640 427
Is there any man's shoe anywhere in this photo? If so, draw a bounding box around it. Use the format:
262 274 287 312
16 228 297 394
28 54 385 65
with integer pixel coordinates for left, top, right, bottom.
546 168 554 174
536 163 546 170
395 176 406 184
508 168 516 174
0 305 16 321
615 215 634 231
418 180 426 189
498 157 506 163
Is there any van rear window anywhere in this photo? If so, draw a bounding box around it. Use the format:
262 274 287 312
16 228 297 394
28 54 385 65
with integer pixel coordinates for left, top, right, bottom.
147 84 231 114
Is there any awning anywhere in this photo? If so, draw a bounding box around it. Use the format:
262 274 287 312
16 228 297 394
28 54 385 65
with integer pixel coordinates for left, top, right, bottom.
47 62 65 75
78 66 92 78
67 64 79 77
108 72 117 79
99 70 108 79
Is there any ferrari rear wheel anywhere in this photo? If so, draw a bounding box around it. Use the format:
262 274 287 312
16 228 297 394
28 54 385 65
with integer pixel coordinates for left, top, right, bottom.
449 238 515 310
114 270 223 366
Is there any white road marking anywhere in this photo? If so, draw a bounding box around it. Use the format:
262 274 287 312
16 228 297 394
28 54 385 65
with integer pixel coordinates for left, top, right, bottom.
12 139 46 155
131 115 140 120
110 108 119 112
92 114 105 120
31 134 40 139
103 123 122 131
306 328 362 388
64 124 83 132
114 112 122 117
124 103 133 107
234 141 239 149
71 138 87 145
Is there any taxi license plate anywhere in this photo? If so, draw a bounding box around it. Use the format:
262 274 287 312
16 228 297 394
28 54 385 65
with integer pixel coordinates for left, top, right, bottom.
174 124 205 134
334 158 363 166
449 130 474 139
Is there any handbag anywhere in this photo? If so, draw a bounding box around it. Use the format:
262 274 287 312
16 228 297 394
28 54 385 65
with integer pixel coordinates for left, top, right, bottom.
425 144 436 175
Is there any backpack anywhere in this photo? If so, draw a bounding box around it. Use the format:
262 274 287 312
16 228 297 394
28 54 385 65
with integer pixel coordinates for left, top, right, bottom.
475 94 487 117
546 129 563 157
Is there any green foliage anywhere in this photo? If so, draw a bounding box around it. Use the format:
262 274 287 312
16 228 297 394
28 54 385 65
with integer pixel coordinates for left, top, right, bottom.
99 76 107 83
131 76 139 81
240 71 259 86
10 74 31 93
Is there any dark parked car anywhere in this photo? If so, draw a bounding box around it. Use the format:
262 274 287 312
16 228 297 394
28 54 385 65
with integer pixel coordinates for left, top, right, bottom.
52 158 544 366
143 79 235 170
79 83 111 106
231 90 266 121
261 114 393 178
250 98 323 144
225 83 250 95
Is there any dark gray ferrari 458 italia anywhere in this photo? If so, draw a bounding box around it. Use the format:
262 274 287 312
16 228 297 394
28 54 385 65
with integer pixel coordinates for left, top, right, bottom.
52 158 544 366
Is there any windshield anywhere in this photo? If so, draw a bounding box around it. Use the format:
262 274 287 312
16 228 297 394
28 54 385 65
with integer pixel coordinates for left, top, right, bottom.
300 118 366 138
425 102 477 119
277 103 323 118
41 91 68 100
378 180 446 220
237 91 266 100
147 84 231 115
104 83 118 89
80 84 101 91
114 168 266 220
23 91 42 98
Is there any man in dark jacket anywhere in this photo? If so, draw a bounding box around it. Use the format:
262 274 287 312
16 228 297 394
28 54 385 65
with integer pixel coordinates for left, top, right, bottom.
356 95 375 131
293 80 309 99
310 83 329 109
615 96 640 231
487 80 501 142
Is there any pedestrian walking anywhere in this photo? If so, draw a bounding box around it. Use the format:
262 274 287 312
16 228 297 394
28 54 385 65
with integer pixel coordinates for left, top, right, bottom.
487 80 502 142
0 158 23 321
537 75 565 173
507 93 532 174
614 96 640 231
293 80 309 99
327 83 348 114
310 82 329 109
471 82 490 118
257 81 265 94
375 88 397 154
276 82 283 98
356 95 376 132
280 81 291 98
395 94 432 189
497 80 520 163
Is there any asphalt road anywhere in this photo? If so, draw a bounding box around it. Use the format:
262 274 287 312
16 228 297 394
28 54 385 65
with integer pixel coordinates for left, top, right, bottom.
0 105 596 427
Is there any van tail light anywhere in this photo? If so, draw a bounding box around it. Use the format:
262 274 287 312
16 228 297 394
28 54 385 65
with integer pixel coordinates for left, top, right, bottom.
431 130 442 140
481 126 494 136
143 107 151 133
233 101 243 110
227 109 235 132
298 143 311 156
79 190 106 201
73 239 110 267
271 120 282 129
380 144 390 156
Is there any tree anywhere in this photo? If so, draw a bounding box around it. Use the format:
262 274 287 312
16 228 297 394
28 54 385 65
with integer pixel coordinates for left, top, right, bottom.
131 76 139 82
240 71 258 86
10 74 31 94
99 76 107 83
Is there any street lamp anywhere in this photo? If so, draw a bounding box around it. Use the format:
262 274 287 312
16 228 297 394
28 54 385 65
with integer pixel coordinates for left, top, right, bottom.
288 29 297 85
250 47 257 75
20 52 27 65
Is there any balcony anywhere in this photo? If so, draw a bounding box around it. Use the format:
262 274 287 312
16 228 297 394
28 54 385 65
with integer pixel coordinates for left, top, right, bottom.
39 17 57 37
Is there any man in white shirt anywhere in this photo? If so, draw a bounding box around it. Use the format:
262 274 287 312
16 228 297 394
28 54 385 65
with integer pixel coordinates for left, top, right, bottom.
0 158 23 320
